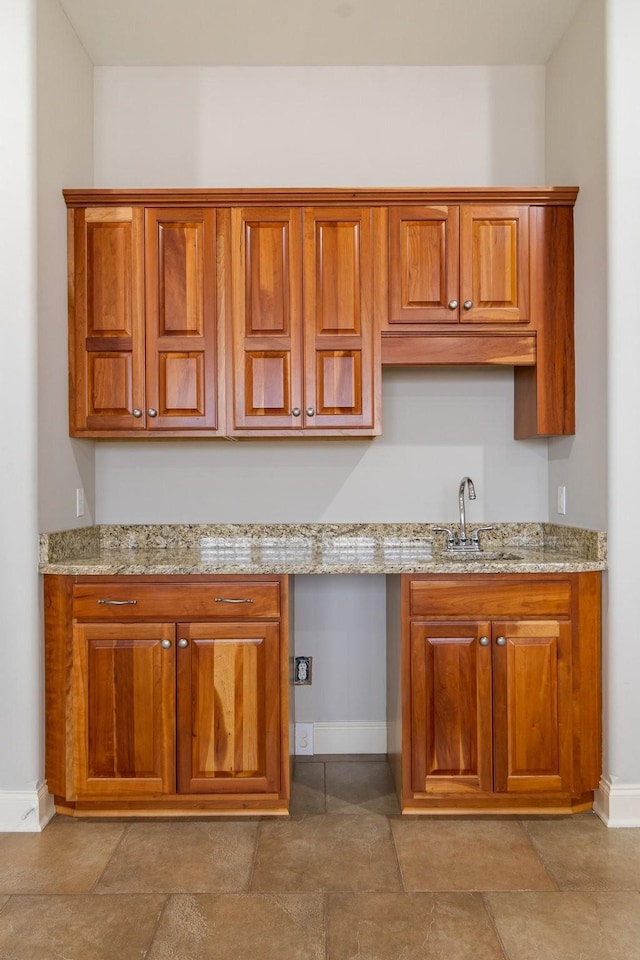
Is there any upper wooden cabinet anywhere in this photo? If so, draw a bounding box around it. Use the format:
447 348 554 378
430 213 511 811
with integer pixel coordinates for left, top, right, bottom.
388 204 529 327
65 187 577 440
69 206 219 437
223 206 382 436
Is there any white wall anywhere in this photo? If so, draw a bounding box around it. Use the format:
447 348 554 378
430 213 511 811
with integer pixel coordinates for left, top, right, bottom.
0 0 41 812
545 0 607 531
37 0 95 533
602 0 640 820
93 65 548 741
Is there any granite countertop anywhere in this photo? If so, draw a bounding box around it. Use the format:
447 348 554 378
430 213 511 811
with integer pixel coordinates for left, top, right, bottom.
39 522 607 576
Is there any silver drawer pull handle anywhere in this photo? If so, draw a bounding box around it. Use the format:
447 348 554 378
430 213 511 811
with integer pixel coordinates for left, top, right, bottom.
97 599 138 605
214 597 254 604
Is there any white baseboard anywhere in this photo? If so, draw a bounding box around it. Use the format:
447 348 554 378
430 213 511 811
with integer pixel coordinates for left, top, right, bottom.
312 721 387 755
0 783 55 832
594 777 640 827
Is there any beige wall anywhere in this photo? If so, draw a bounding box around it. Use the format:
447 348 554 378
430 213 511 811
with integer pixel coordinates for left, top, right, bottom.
37 0 94 533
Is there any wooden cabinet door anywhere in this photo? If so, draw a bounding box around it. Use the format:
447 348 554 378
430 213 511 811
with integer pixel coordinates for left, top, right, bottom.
492 619 572 794
70 207 145 433
410 621 493 796
229 207 303 430
176 621 281 794
459 205 530 324
72 622 176 798
303 207 378 431
145 209 218 431
388 206 460 324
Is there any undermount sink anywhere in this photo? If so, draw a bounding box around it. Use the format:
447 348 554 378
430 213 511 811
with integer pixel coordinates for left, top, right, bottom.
442 551 523 561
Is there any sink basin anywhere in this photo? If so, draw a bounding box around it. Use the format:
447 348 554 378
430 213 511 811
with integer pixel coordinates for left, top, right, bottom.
442 551 523 562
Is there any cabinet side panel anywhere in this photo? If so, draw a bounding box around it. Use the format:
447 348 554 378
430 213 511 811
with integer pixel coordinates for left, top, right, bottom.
44 576 74 797
573 573 602 793
514 205 575 438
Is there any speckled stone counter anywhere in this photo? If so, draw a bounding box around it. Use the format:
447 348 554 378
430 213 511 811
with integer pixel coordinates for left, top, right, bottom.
39 522 607 576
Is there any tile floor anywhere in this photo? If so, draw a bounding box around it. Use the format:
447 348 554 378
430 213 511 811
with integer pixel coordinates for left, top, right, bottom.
1 756 640 959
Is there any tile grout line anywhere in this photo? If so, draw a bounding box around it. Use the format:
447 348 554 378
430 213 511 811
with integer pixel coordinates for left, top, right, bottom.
518 819 561 891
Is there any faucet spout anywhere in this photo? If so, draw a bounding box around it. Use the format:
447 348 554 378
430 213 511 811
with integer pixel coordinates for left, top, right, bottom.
458 476 476 543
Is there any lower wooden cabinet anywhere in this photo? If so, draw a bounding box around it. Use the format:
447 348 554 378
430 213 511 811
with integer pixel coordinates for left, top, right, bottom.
45 575 291 817
387 573 601 814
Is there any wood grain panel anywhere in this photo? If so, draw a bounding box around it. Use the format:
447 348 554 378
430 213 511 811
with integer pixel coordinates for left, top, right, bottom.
177 622 281 794
85 220 134 337
460 205 529 324
303 207 378 431
514 205 575 438
87 354 132 415
492 620 572 794
409 577 572 619
157 221 204 336
387 206 459 325
44 576 75 798
381 334 536 366
145 209 218 431
159 352 204 414
246 352 290 415
72 622 175 798
410 622 492 795
245 219 290 334
316 351 361 414
70 207 145 433
73 580 281 621
228 208 303 430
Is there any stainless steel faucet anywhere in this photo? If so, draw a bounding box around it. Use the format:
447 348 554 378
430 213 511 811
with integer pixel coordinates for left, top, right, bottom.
434 476 493 552
458 476 476 544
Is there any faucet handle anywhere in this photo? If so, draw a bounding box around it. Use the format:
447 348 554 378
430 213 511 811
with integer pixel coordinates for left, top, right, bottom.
433 526 455 542
470 525 494 543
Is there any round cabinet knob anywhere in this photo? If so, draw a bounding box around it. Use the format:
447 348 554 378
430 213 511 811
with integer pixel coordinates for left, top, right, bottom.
160 639 172 649
463 300 473 310
448 300 459 310
479 636 490 646
292 407 301 417
306 407 315 417
147 408 158 418
178 638 189 648
495 636 507 647
132 408 143 418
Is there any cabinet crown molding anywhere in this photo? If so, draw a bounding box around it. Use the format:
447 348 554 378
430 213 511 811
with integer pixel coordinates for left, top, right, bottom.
63 186 579 208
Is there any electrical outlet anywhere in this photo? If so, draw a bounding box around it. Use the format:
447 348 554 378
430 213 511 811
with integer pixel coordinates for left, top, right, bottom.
294 722 314 756
76 487 85 518
557 485 567 516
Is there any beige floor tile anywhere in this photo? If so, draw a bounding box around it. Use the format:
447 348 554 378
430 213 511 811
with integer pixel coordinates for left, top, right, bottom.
325 761 401 815
147 893 325 960
391 819 556 891
0 894 165 960
251 814 402 892
523 812 640 890
0 896 8 912
290 761 326 816
94 820 259 894
328 891 507 960
486 891 640 960
0 817 125 894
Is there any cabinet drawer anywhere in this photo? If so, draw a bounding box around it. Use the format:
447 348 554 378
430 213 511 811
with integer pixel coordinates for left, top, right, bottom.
409 578 571 619
73 581 281 621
